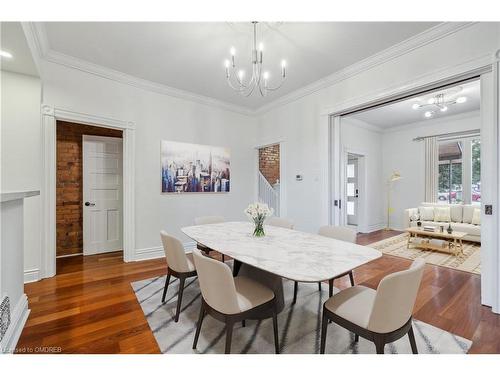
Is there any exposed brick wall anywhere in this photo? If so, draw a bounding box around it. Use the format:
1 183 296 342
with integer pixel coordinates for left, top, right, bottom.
258 144 280 185
56 121 122 257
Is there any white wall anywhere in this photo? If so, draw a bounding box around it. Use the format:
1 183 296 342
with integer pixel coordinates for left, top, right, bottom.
256 22 499 233
382 110 480 230
40 61 258 258
1 71 42 282
341 118 385 232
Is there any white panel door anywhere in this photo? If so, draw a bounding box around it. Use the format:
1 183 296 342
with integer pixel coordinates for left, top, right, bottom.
83 135 123 255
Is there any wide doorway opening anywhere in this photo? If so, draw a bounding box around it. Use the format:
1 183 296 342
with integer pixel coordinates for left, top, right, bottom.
334 78 483 276
56 121 124 273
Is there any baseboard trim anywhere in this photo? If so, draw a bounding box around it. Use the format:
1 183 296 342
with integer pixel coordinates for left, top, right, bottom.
363 223 387 233
133 241 197 262
0 294 30 354
23 268 40 284
56 253 83 259
133 246 164 261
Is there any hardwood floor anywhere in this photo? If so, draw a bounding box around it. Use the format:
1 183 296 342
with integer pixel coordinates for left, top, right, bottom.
16 230 500 353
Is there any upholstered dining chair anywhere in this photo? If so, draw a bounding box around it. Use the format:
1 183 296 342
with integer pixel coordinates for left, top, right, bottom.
192 249 279 354
194 216 226 262
320 258 425 354
317 225 357 295
291 225 358 304
160 231 198 322
265 216 294 229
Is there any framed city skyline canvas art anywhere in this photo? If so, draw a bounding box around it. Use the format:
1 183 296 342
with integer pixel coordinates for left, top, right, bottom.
161 140 231 193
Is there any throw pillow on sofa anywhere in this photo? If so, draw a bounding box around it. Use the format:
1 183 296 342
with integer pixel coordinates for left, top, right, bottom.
463 205 475 224
434 206 451 222
472 208 481 225
450 204 463 222
419 206 434 221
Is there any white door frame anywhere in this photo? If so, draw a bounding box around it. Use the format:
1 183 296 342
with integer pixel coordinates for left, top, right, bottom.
40 105 135 278
324 53 499 313
254 140 286 218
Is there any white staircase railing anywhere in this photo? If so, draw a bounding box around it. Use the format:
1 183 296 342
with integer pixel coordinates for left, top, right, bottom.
258 171 280 215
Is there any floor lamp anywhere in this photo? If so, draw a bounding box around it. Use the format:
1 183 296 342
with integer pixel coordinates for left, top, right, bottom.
386 171 402 231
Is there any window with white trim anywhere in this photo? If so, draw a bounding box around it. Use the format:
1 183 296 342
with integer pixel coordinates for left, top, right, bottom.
437 136 480 204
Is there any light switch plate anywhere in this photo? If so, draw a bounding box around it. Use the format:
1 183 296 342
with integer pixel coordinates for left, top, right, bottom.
485 205 493 215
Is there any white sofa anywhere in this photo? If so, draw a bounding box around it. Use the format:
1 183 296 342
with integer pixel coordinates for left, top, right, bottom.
403 202 481 243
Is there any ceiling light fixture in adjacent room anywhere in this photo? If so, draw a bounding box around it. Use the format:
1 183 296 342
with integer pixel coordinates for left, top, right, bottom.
411 90 468 119
224 21 287 97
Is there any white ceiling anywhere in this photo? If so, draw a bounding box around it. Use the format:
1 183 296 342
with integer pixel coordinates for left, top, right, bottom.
0 22 39 76
41 22 439 110
348 79 480 129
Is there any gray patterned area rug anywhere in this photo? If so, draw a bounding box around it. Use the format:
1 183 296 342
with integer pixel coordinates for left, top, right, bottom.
132 275 471 354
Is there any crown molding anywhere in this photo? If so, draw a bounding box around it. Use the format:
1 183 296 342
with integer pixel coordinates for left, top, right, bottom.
23 22 477 118
321 52 492 117
23 22 255 117
20 22 48 77
254 22 477 116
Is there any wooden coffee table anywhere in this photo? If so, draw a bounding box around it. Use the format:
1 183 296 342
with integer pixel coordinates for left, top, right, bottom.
406 227 467 256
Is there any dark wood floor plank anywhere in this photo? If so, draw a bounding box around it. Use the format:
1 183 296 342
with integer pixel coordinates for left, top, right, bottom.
15 231 500 354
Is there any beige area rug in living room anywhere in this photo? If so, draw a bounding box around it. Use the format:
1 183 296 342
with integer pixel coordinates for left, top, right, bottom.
370 233 481 274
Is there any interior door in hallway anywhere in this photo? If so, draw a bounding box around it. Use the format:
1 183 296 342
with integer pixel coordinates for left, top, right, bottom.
346 154 359 226
83 135 123 255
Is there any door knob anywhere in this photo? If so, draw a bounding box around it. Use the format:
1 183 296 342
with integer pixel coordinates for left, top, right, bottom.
85 202 95 207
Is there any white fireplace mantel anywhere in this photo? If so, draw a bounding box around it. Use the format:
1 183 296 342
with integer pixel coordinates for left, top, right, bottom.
1 191 40 203
0 190 39 354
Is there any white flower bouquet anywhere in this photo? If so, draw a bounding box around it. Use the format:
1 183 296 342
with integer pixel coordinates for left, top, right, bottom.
244 202 274 237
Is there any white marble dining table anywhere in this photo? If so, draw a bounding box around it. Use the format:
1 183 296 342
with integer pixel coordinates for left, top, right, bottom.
182 221 382 312
182 221 381 281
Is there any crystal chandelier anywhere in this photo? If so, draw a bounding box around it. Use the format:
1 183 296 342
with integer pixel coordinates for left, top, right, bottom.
224 22 287 97
412 92 467 119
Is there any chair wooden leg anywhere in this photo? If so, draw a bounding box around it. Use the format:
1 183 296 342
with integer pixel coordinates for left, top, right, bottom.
161 273 171 303
354 334 359 342
292 281 298 305
327 279 334 324
318 282 322 291
408 325 418 354
374 335 385 354
349 271 355 286
174 277 185 322
225 321 234 354
192 302 205 349
233 259 242 276
320 310 328 354
272 311 280 354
